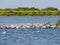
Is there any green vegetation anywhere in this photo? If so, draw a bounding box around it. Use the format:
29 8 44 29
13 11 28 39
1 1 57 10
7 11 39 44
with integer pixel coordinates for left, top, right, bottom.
56 20 60 26
0 7 60 16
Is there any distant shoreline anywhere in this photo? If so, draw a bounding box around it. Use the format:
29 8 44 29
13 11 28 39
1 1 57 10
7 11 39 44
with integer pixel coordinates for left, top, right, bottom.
0 7 60 16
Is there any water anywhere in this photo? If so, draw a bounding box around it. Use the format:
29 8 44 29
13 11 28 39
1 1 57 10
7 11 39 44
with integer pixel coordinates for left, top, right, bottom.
0 16 60 45
0 29 60 45
0 16 60 24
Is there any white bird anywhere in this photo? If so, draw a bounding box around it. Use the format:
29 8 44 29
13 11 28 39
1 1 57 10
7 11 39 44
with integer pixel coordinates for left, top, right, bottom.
2 31 6 34
37 31 40 32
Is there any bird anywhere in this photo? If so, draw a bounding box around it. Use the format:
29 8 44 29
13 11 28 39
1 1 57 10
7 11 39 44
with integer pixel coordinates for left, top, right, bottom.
2 31 6 34
37 30 39 32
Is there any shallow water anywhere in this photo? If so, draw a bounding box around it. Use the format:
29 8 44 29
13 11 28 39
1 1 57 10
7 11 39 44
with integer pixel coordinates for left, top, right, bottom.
0 29 60 45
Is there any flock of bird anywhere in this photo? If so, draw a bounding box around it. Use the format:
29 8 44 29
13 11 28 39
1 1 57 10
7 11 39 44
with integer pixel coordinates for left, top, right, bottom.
0 24 60 29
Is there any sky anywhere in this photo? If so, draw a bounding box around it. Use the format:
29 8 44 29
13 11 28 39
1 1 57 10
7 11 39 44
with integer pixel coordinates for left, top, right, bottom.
0 0 60 9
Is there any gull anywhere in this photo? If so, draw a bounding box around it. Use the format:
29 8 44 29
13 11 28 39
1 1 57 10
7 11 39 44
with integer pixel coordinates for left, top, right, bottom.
37 30 40 32
2 31 6 34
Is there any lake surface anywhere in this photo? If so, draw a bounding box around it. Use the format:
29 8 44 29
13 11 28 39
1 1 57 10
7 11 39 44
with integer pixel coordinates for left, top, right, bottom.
0 16 60 45
0 16 60 24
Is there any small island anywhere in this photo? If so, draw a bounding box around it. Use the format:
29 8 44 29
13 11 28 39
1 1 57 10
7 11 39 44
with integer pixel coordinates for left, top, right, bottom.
0 7 60 16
